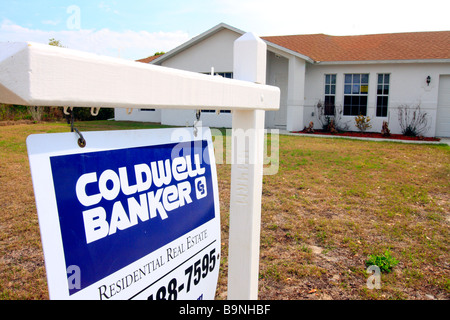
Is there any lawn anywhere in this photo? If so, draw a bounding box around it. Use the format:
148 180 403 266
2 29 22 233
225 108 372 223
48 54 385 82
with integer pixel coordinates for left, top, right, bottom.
0 121 449 300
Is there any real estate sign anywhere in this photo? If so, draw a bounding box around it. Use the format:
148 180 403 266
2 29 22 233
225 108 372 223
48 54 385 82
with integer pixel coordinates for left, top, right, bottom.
26 128 221 300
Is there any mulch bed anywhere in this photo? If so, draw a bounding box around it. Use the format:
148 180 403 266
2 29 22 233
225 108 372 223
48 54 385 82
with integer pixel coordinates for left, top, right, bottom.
293 130 441 142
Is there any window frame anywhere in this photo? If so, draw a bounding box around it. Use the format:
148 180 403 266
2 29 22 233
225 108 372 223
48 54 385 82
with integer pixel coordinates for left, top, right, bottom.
343 73 369 116
324 74 337 116
376 73 390 118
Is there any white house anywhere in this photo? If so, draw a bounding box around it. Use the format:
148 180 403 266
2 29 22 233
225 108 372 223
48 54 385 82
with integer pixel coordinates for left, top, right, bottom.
115 23 450 137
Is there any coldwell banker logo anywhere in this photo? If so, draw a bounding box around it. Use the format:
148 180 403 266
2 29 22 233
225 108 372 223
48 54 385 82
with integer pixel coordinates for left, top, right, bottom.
76 153 206 244
50 140 215 295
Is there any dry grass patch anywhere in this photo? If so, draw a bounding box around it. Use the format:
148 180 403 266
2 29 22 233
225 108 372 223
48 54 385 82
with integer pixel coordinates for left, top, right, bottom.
250 136 450 300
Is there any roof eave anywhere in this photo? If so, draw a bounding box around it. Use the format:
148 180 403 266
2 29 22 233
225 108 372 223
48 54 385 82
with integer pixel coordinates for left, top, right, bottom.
315 58 450 65
263 40 315 64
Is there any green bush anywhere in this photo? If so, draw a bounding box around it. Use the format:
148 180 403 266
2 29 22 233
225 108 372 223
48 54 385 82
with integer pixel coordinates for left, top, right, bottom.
70 107 114 121
1 104 114 122
355 114 372 132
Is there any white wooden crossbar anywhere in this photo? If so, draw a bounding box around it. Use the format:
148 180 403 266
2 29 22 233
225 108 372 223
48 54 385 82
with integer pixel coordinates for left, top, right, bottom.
0 33 280 300
0 42 279 111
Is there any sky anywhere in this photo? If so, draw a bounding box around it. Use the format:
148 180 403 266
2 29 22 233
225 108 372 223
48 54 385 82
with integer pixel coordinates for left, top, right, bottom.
0 0 449 60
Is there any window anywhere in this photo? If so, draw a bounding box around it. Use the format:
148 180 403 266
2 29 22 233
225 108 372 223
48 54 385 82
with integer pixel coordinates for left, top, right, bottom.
324 74 336 115
343 74 369 116
200 110 231 114
216 72 233 79
376 74 390 117
202 72 233 79
201 72 232 113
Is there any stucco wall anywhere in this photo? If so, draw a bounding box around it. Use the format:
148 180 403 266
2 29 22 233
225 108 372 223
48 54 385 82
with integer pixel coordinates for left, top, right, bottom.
115 108 161 123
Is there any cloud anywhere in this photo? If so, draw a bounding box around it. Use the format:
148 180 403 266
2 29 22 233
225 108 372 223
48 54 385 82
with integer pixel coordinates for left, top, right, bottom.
98 1 120 15
0 19 189 60
41 19 61 26
213 0 450 36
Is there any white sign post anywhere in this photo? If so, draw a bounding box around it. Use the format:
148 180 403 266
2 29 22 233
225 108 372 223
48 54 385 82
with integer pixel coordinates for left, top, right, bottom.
0 34 280 300
228 33 267 300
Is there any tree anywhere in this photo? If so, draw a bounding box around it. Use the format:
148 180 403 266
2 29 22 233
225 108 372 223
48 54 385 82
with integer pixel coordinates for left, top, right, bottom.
48 38 65 48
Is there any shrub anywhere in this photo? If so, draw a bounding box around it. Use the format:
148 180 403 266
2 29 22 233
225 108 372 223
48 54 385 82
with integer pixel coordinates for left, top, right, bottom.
315 100 350 132
397 104 430 137
303 121 314 133
70 107 114 121
27 106 43 122
355 114 372 132
381 121 391 137
1 105 66 122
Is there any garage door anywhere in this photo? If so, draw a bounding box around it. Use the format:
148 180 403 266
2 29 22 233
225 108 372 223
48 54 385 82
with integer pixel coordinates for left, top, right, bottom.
436 75 450 137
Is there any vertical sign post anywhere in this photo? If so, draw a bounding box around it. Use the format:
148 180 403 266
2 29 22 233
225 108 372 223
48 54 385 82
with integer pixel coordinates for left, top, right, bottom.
228 33 267 300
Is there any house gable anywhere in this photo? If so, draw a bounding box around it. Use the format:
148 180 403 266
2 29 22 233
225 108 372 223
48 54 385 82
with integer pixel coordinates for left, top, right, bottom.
152 23 245 73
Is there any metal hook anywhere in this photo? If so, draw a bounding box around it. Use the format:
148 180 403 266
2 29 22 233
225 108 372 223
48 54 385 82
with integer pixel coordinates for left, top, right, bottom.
74 128 86 148
66 107 86 148
193 110 201 137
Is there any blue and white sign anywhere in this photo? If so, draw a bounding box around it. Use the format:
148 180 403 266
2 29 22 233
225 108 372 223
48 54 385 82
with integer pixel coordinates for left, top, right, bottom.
26 127 221 300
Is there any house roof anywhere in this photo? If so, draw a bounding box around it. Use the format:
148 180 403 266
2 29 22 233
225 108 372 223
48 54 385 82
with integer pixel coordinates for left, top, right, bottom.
136 54 164 64
262 31 450 63
138 23 450 64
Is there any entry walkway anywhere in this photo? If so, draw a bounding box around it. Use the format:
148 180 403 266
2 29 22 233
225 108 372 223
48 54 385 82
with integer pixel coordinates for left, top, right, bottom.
279 130 450 146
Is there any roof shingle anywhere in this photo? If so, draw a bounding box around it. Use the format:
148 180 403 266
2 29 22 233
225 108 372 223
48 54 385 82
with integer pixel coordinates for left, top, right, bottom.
262 31 450 62
136 54 164 63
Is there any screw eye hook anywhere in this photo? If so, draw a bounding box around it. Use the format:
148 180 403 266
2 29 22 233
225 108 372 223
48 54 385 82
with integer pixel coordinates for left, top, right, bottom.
73 128 86 148
194 110 202 137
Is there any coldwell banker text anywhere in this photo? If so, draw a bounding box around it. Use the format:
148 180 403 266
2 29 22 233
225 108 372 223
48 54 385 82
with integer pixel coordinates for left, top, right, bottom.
76 154 207 244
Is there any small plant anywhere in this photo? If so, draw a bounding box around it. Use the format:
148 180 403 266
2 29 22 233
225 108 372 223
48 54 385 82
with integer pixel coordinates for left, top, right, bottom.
381 121 391 137
315 100 350 132
327 119 337 134
303 121 314 133
355 114 372 132
365 249 399 273
397 104 430 137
